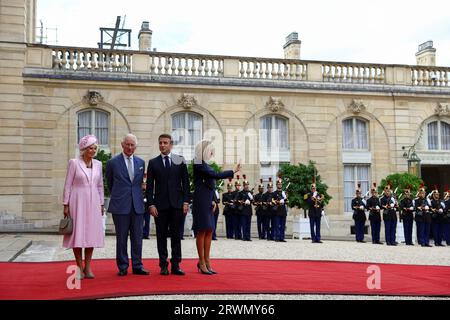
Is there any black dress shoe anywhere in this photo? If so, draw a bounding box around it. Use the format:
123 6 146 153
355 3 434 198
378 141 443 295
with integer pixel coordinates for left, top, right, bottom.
143 236 150 239
117 269 128 276
375 241 384 245
132 268 150 275
316 240 323 243
160 265 169 275
171 267 185 276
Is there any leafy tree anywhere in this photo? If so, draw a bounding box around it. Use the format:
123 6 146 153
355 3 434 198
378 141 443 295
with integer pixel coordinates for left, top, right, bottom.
187 161 224 193
94 149 112 197
378 172 424 199
279 161 331 211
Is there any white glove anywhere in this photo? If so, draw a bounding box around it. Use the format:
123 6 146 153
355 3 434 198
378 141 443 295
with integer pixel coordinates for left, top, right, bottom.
313 191 318 197
321 210 325 216
359 205 364 210
245 199 250 205
247 192 253 200
375 206 380 210
425 205 429 210
409 206 414 211
390 203 394 208
280 199 285 205
282 191 286 199
439 209 443 213
215 190 219 198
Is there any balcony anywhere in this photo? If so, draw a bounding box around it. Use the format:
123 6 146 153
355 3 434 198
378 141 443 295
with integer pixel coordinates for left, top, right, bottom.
23 44 450 92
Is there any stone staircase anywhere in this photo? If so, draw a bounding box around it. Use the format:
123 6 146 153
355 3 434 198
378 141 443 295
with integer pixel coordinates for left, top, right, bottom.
0 212 35 232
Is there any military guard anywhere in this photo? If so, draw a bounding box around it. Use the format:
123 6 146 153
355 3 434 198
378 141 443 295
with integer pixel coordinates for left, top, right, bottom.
272 176 288 242
235 175 253 241
430 187 445 246
254 179 266 239
222 178 235 239
414 184 431 247
212 188 220 240
232 176 242 240
399 186 415 245
263 178 275 240
351 184 367 243
443 187 450 245
305 180 324 243
366 183 382 244
380 183 398 246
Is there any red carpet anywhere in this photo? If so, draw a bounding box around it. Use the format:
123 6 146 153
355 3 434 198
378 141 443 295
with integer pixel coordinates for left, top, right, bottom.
1 259 449 299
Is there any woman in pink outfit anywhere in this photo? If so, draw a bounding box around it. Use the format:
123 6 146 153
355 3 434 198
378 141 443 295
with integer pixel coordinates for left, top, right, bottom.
63 135 105 279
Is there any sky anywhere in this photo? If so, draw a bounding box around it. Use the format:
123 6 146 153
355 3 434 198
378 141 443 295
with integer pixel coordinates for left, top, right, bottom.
36 0 450 66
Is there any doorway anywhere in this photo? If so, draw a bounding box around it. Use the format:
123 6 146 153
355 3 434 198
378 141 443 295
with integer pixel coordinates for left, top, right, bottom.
420 165 450 194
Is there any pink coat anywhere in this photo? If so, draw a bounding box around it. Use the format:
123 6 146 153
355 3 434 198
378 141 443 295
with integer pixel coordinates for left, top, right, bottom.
62 158 105 248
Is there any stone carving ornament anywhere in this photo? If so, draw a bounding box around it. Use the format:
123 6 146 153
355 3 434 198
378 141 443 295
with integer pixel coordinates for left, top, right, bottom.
84 90 104 106
435 102 449 117
177 94 198 109
266 97 284 113
348 99 366 114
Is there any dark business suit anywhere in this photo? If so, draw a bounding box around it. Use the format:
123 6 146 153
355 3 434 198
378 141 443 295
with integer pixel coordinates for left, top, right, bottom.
145 153 189 268
106 153 146 272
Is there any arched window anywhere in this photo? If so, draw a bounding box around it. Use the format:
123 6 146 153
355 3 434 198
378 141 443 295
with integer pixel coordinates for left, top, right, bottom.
260 115 289 152
259 115 289 180
171 112 203 159
427 120 450 150
342 118 368 150
77 109 109 146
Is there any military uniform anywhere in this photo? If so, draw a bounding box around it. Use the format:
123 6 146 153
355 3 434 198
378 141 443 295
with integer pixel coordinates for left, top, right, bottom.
380 191 398 246
262 185 274 240
351 193 367 242
231 179 242 240
399 195 415 245
414 191 431 247
366 191 382 244
222 189 235 239
254 187 265 239
306 188 323 243
212 190 220 240
235 185 253 241
443 194 450 245
272 188 288 242
430 192 445 246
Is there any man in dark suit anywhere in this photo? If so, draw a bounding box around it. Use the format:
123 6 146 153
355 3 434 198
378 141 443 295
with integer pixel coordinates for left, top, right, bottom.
106 133 149 276
145 134 190 276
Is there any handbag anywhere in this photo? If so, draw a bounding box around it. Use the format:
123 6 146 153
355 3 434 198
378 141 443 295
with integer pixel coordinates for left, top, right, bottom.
59 216 73 235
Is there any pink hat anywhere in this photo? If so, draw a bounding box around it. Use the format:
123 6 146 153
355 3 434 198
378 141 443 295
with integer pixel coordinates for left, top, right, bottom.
79 134 98 150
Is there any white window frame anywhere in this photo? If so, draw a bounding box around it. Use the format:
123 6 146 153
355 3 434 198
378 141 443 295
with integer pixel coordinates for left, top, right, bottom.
427 120 450 151
171 112 203 160
77 109 110 149
342 117 369 151
259 115 290 162
343 164 371 214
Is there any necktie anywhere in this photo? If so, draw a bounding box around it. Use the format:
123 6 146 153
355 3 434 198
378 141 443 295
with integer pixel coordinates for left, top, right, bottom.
127 157 134 182
164 155 171 171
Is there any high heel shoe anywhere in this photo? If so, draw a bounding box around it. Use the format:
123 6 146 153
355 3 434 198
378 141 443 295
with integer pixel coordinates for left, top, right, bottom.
83 269 95 279
205 264 217 274
197 262 213 275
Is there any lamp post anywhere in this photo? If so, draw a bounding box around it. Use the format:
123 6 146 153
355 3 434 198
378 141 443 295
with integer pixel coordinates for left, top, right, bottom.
407 149 421 178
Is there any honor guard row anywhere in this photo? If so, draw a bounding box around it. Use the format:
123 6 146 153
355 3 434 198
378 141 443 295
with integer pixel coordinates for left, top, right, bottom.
351 182 450 246
222 175 289 242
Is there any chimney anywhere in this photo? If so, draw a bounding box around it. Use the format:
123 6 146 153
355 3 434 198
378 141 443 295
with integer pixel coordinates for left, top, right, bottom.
138 21 153 52
416 40 436 66
283 32 301 59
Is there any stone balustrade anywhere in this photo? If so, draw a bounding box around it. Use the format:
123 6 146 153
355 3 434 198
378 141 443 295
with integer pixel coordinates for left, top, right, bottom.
24 44 450 87
51 47 133 72
411 66 449 87
239 58 307 80
322 63 386 84
148 53 223 77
